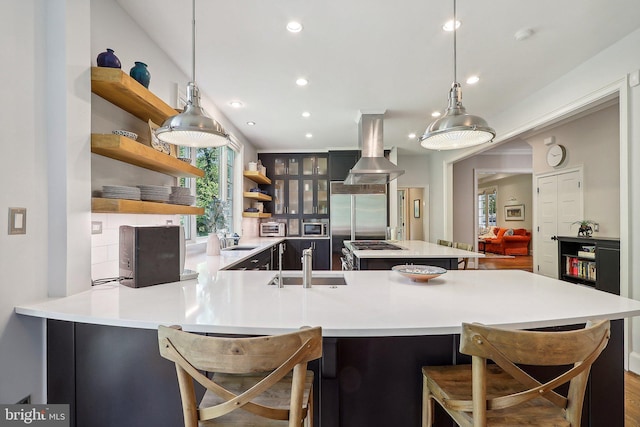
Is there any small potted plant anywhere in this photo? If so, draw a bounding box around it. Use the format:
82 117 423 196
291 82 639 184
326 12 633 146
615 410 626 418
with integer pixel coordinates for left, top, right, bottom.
571 220 595 237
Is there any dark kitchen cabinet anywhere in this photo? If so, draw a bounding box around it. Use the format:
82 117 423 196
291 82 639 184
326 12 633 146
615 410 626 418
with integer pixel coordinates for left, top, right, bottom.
225 246 274 270
557 236 620 295
283 238 331 270
329 150 360 181
259 153 329 236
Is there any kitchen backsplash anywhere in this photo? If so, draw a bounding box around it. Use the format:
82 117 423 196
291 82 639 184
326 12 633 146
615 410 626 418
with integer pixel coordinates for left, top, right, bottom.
91 213 179 280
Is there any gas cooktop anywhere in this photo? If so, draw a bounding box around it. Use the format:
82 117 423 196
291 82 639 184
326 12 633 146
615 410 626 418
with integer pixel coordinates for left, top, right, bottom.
349 241 404 251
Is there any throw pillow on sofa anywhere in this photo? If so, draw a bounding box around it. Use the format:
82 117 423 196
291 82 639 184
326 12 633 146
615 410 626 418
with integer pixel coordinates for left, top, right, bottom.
504 228 514 236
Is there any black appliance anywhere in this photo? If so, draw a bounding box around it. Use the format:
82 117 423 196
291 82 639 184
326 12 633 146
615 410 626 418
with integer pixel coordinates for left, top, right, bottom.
119 225 181 288
349 241 403 250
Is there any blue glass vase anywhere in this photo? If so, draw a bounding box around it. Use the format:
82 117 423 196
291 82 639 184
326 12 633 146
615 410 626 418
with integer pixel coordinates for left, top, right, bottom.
96 48 121 68
129 61 151 88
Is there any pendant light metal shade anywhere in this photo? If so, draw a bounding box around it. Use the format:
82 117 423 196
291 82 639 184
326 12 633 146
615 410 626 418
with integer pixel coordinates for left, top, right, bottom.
420 0 494 150
420 83 495 150
156 83 229 147
155 0 228 147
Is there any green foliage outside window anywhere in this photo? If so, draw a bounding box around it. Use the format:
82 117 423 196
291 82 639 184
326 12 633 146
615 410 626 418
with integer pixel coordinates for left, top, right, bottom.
196 147 221 236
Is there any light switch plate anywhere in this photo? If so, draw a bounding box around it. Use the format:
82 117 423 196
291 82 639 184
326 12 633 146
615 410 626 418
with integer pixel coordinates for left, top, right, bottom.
91 221 103 235
630 70 640 87
8 207 27 235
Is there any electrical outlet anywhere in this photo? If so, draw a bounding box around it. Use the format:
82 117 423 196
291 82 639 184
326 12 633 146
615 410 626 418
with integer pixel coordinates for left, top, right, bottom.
593 223 599 232
166 220 173 225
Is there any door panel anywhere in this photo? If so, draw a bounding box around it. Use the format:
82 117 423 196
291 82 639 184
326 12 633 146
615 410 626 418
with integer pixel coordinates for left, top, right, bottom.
536 169 582 278
537 176 558 278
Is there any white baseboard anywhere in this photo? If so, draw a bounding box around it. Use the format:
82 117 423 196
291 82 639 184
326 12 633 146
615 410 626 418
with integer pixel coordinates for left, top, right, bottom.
628 351 640 374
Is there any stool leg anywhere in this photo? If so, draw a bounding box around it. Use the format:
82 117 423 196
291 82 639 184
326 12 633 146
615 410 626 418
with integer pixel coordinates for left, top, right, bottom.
422 375 434 427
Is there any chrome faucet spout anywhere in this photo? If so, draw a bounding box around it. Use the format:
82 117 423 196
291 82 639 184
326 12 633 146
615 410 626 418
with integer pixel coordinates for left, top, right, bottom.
302 247 313 288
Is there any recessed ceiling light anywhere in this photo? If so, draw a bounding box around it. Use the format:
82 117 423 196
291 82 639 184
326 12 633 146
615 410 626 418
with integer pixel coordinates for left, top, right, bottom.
408 133 417 139
229 101 243 108
302 111 311 118
466 75 480 85
296 77 309 86
431 111 441 117
246 121 256 126
305 133 313 138
443 20 461 32
286 21 303 33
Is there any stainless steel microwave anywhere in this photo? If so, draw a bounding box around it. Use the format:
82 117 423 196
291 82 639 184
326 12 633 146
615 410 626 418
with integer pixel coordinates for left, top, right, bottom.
260 222 286 237
302 222 328 237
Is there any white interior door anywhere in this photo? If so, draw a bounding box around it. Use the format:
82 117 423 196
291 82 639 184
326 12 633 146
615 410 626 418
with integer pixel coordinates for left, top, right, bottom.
535 169 583 278
537 175 558 277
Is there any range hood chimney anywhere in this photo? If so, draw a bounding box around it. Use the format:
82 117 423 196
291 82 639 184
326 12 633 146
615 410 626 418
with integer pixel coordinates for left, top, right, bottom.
344 112 405 185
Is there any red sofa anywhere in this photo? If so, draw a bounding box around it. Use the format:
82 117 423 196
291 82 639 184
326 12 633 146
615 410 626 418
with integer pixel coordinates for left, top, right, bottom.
481 227 531 255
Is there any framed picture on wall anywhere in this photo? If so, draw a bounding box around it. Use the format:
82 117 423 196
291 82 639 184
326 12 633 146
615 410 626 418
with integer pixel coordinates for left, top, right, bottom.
505 204 524 221
414 199 420 218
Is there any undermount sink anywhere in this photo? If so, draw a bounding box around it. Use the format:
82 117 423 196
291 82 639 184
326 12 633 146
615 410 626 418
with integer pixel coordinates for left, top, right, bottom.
221 245 259 251
268 273 347 286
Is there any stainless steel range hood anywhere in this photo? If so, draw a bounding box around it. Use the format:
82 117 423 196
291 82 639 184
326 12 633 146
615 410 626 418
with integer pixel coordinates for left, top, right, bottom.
344 113 404 185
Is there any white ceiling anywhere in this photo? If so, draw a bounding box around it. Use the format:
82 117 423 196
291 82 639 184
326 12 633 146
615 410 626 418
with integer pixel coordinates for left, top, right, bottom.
116 0 640 155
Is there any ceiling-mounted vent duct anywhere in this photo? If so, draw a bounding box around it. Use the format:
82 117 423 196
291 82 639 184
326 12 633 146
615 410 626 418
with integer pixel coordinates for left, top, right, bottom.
344 113 404 185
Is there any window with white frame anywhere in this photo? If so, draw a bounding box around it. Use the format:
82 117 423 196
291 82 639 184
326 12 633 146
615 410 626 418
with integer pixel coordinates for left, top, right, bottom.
179 139 240 241
478 188 497 232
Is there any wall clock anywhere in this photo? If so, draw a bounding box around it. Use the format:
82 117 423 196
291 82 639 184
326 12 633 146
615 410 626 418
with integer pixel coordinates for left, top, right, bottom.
546 144 566 167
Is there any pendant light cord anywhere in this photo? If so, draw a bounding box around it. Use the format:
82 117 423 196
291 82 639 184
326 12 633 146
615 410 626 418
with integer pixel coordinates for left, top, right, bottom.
453 0 457 84
192 0 196 83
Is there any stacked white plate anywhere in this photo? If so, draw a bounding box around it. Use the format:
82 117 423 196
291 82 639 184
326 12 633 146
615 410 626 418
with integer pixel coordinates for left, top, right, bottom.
137 185 170 202
170 186 195 206
102 185 141 200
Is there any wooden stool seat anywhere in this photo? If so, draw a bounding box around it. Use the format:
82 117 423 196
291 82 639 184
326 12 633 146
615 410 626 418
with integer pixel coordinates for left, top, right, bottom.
423 364 569 426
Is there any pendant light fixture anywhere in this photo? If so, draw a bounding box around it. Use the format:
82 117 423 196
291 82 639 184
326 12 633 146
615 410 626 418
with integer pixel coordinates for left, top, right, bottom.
420 0 495 150
156 0 229 147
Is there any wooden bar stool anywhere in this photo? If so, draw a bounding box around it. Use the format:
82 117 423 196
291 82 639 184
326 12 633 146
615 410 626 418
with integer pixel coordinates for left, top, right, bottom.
422 320 610 427
158 325 322 427
453 242 474 269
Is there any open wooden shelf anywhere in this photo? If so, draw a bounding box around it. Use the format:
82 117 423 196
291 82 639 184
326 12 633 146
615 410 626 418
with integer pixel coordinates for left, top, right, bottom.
242 212 272 218
92 198 204 215
91 67 177 125
91 134 203 178
243 191 272 201
243 171 271 184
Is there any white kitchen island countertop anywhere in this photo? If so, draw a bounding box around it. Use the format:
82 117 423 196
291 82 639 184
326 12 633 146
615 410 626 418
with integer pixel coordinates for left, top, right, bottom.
16 268 640 337
345 239 485 259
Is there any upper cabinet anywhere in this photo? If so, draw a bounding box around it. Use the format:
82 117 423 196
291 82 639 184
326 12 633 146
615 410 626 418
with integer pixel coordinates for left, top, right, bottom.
328 150 360 181
91 67 204 215
259 153 329 236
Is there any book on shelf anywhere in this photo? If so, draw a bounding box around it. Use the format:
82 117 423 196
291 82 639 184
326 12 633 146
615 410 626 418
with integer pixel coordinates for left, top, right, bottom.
565 256 596 281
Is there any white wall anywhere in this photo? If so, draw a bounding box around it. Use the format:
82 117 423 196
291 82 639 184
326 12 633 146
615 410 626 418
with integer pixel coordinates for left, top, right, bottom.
525 103 620 237
429 28 640 372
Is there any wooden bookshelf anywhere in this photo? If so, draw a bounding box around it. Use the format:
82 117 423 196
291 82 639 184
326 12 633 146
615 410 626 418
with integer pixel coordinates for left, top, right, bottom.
243 191 272 201
91 67 177 125
92 198 204 215
243 170 271 185
91 134 203 178
242 212 272 218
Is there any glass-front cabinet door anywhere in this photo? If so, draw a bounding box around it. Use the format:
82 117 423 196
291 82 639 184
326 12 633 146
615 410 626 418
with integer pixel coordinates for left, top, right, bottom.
303 179 329 215
303 155 327 176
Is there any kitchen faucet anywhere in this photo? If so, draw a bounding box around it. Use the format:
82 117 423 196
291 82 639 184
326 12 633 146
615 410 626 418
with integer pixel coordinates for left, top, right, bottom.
302 246 313 288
